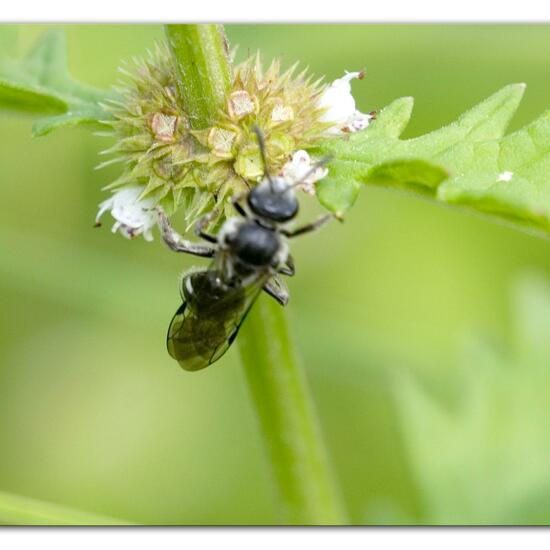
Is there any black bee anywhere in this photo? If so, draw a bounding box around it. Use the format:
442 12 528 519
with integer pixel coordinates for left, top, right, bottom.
159 130 331 371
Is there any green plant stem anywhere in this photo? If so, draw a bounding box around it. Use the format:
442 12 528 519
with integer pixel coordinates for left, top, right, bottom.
0 490 131 525
165 24 231 129
238 296 347 525
165 22 347 525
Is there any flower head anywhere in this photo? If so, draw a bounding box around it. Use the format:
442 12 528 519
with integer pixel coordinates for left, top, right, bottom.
98 45 373 240
96 187 158 241
192 55 332 220
318 71 373 134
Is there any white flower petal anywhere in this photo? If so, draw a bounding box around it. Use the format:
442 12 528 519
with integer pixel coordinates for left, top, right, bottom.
347 110 373 132
318 70 372 135
96 187 158 241
95 198 114 222
282 150 328 195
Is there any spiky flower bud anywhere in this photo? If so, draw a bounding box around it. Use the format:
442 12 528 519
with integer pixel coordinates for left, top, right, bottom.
97 42 371 241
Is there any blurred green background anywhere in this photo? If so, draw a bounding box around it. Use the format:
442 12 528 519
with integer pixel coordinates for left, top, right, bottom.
1 24 550 525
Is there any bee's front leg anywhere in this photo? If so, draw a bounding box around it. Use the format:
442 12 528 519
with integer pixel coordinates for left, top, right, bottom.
195 211 219 244
230 192 249 217
281 214 333 238
157 209 216 258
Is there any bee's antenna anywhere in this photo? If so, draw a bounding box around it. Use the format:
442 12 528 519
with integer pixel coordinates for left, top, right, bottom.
290 155 333 190
253 125 275 192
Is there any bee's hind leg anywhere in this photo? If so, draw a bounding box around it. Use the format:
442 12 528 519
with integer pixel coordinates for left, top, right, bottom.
157 209 215 258
263 275 290 307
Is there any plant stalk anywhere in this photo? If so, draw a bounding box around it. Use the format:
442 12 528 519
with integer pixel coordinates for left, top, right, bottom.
165 24 231 129
238 296 347 524
165 23 347 525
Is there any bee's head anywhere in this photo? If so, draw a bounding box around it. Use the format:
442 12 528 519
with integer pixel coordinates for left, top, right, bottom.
247 176 299 223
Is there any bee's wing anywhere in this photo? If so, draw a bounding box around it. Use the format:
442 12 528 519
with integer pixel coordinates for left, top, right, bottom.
167 267 269 371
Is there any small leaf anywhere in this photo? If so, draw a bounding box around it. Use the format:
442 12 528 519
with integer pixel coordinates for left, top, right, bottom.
314 83 550 237
32 107 106 137
393 273 550 524
0 27 113 134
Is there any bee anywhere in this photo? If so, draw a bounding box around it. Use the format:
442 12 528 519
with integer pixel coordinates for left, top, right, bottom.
158 129 331 371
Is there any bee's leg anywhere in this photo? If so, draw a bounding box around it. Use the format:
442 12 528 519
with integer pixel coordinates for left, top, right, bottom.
278 254 295 277
221 253 236 283
281 214 332 238
157 209 215 257
263 277 290 307
231 193 248 217
195 212 218 244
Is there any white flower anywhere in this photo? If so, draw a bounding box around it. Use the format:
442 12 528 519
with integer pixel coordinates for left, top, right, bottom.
318 71 373 135
282 150 328 195
96 187 158 241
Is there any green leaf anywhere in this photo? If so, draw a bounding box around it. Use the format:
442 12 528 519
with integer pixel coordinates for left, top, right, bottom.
365 159 449 196
0 27 112 135
315 83 550 236
393 272 550 524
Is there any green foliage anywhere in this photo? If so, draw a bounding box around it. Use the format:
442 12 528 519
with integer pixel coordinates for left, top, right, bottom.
0 27 110 136
4 23 550 526
316 84 550 237
394 273 550 524
4 27 550 241
0 490 131 525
